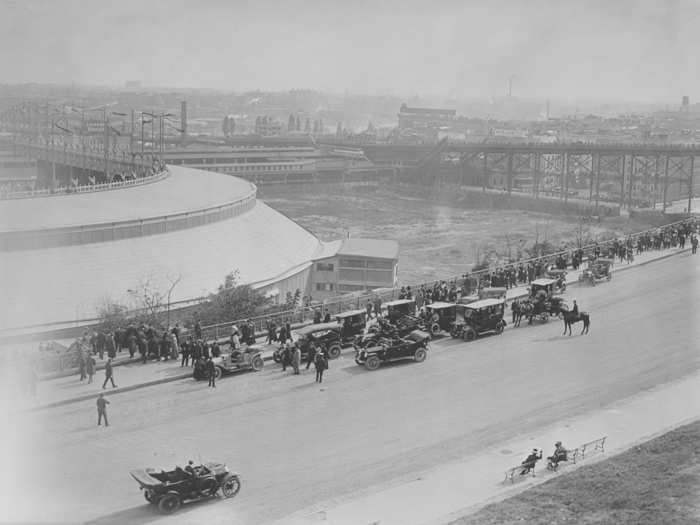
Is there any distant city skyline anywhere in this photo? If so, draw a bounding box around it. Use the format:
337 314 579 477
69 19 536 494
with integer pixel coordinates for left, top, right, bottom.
1 0 699 103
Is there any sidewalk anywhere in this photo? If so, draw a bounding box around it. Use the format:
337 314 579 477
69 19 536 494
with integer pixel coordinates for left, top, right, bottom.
268 370 700 525
16 246 690 412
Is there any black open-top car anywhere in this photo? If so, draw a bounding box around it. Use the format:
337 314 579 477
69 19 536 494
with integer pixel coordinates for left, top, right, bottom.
354 330 431 370
130 461 240 514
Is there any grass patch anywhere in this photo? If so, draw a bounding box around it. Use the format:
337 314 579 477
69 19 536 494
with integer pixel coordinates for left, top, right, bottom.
451 420 700 525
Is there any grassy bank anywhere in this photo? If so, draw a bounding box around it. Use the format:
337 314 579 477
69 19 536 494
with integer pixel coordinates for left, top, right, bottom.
451 420 700 525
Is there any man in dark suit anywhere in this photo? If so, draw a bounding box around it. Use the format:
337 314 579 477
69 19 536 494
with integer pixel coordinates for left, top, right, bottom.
97 394 110 426
102 358 117 389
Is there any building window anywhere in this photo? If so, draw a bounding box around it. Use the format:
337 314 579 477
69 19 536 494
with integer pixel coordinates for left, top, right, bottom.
338 284 366 292
339 269 364 281
316 283 334 291
316 262 334 271
339 258 365 268
365 269 393 283
366 259 394 270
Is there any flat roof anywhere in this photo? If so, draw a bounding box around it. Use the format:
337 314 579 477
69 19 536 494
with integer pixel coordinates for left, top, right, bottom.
462 298 504 309
532 278 558 286
338 238 399 260
426 301 455 309
384 298 415 307
335 309 366 318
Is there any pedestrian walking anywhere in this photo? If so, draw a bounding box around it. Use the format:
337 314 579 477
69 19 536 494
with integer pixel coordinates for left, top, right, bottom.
96 331 106 360
105 332 116 359
78 350 87 381
314 351 328 383
692 235 698 255
102 358 117 389
281 343 292 372
97 393 109 426
181 337 191 367
86 354 96 384
207 357 216 388
305 341 317 370
292 344 301 375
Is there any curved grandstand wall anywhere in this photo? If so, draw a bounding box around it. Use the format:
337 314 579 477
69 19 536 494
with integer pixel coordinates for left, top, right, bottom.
0 185 256 251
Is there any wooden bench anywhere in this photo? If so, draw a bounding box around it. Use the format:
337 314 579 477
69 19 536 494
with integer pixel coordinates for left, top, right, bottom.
579 436 606 459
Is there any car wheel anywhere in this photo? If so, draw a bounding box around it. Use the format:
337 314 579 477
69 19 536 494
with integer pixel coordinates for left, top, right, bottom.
365 355 381 370
157 492 182 514
414 348 427 362
251 355 264 371
272 352 281 363
214 366 223 379
495 323 504 335
327 344 341 359
463 328 476 341
430 323 440 335
144 489 155 503
221 474 241 498
449 327 459 338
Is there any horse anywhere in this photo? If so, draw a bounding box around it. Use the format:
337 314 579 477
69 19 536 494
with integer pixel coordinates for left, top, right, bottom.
562 309 590 335
512 301 531 327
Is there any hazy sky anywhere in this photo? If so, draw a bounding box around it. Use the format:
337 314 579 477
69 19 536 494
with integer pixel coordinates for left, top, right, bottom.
1 0 699 101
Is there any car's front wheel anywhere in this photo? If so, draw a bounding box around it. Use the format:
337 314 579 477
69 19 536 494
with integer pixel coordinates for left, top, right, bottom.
214 366 223 379
463 328 476 341
157 493 182 514
430 323 440 335
327 343 341 359
364 355 380 370
144 489 155 503
251 355 264 371
414 348 427 362
221 474 241 498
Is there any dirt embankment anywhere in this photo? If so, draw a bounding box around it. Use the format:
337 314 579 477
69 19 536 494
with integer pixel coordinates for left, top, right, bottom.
451 419 700 525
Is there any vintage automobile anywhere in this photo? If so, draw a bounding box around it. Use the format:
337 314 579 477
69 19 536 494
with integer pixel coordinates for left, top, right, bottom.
272 322 343 362
193 345 264 380
450 298 507 341
529 278 565 299
545 269 568 291
579 258 613 286
335 309 368 344
354 330 431 370
130 461 241 514
378 298 425 334
423 301 457 335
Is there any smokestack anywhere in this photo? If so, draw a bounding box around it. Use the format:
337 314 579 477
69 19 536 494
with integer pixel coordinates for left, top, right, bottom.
180 101 187 137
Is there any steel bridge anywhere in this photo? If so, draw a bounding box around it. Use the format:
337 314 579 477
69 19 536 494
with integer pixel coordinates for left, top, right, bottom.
352 141 699 213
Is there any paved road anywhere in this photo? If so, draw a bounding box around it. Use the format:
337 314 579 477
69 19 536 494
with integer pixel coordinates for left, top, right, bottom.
5 253 699 524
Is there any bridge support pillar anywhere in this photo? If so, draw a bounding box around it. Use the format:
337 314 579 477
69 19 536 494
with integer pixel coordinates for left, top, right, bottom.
663 156 669 213
533 153 540 198
506 153 513 195
595 153 601 214
688 155 694 214
482 154 487 191
619 154 627 210
628 155 635 209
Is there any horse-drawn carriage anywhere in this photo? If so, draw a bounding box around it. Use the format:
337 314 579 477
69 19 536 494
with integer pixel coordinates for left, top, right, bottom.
514 295 568 325
579 258 613 286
